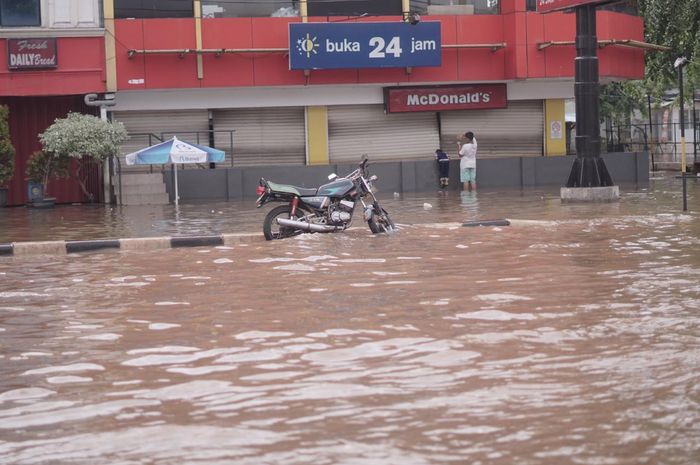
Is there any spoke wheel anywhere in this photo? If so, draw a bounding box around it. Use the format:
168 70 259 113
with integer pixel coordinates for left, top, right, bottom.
367 206 395 234
263 205 306 241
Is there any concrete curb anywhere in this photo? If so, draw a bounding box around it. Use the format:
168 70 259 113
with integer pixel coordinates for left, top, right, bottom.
1 233 264 257
0 219 553 257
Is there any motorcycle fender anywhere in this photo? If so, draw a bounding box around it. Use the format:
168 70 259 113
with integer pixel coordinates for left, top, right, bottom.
255 192 268 208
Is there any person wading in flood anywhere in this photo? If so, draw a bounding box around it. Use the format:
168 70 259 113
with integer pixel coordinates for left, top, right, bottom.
457 131 477 192
435 148 450 188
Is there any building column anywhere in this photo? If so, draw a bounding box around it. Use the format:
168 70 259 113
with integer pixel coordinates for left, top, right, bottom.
544 99 566 156
103 0 117 92
194 0 203 79
300 0 308 21
306 106 329 165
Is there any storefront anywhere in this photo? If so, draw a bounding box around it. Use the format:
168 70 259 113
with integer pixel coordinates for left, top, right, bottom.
0 0 106 205
111 81 552 169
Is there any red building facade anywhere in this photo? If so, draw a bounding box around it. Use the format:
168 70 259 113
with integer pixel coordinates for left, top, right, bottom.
0 0 105 206
1 0 647 205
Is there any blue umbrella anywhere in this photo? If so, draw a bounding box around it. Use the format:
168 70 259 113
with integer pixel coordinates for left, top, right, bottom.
125 136 225 205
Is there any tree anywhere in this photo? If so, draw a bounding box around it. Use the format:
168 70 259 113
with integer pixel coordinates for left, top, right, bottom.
629 0 700 98
0 105 15 188
598 1 699 134
25 150 70 196
39 112 127 202
600 81 646 126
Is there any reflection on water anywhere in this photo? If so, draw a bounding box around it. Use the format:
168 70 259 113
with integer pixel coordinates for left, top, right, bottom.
0 173 699 464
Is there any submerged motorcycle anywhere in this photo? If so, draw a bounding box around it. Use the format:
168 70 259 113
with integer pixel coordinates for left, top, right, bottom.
255 157 395 240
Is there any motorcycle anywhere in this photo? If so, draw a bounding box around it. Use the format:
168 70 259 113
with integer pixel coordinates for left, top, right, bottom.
255 157 395 240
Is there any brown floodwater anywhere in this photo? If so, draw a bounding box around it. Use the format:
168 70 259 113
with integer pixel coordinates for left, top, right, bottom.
0 173 699 464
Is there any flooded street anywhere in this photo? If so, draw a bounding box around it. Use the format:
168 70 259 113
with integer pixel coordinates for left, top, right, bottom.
1 173 700 464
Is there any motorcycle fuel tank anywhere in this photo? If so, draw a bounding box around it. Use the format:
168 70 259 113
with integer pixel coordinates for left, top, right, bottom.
301 196 329 210
317 178 354 197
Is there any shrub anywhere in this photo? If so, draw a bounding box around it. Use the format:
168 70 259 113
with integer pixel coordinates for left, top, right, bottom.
25 150 70 195
0 105 16 187
39 112 127 202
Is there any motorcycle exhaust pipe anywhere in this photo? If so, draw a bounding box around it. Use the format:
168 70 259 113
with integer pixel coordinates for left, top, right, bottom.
277 218 342 233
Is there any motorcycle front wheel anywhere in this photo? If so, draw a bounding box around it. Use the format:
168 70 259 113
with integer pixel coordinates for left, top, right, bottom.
263 205 307 241
367 206 395 234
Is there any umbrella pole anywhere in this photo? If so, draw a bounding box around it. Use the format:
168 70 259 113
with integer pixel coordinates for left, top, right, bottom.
174 165 179 206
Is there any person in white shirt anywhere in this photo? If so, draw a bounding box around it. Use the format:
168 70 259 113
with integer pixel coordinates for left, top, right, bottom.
457 131 477 191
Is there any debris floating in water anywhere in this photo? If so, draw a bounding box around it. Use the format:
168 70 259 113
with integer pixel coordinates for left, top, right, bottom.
423 203 432 210
462 219 510 227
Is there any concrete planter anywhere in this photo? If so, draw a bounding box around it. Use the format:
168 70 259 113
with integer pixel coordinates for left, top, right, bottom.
27 197 56 209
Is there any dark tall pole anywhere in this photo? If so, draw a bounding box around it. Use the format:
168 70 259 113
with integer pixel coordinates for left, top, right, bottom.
565 4 614 188
678 64 686 174
647 93 653 141
693 92 697 167
647 93 654 160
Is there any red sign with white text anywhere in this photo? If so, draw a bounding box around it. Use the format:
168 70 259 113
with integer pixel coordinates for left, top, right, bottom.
385 84 507 113
537 0 612 13
7 38 58 70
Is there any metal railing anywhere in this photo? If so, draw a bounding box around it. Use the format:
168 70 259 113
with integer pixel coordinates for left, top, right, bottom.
604 121 700 170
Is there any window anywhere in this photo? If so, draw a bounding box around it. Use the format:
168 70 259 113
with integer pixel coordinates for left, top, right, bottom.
0 0 41 27
599 1 638 15
525 0 637 14
115 0 193 19
410 0 499 16
201 1 298 18
308 0 402 17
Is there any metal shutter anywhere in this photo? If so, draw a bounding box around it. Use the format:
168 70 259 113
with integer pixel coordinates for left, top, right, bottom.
212 107 305 167
439 100 544 157
112 109 210 157
328 104 440 164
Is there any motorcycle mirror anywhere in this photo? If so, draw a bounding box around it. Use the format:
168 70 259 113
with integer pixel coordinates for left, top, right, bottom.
328 173 337 181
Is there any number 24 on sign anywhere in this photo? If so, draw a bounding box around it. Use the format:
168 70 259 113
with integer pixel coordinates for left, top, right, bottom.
368 36 437 58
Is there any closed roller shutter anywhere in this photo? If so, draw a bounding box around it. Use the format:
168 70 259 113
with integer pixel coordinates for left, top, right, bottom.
439 100 544 157
112 110 210 158
213 107 305 167
328 104 440 164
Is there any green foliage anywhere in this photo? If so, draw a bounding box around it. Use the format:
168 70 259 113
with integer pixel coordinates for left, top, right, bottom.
38 112 127 201
0 105 16 187
599 1 699 123
600 81 646 125
25 150 70 194
39 112 127 162
633 0 700 98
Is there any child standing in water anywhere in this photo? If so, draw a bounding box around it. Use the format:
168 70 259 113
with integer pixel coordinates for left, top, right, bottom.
435 148 450 188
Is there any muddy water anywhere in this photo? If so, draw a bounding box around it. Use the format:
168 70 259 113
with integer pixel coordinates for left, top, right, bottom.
0 177 692 244
1 176 700 464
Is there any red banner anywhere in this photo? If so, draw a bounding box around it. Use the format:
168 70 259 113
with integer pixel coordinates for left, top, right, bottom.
385 84 507 113
7 38 58 70
537 0 611 13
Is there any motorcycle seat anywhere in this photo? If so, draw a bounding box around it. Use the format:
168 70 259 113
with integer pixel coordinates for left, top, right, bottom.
267 181 317 197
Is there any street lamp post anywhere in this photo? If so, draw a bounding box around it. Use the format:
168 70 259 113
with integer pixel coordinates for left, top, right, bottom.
675 57 689 173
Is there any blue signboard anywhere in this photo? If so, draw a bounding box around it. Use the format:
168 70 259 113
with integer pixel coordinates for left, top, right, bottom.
289 22 441 70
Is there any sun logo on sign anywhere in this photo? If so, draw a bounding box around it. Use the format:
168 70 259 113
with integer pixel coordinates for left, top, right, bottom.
296 33 319 58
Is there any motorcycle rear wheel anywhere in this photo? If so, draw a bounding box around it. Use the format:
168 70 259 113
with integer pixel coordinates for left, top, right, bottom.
367 207 395 234
263 205 307 241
